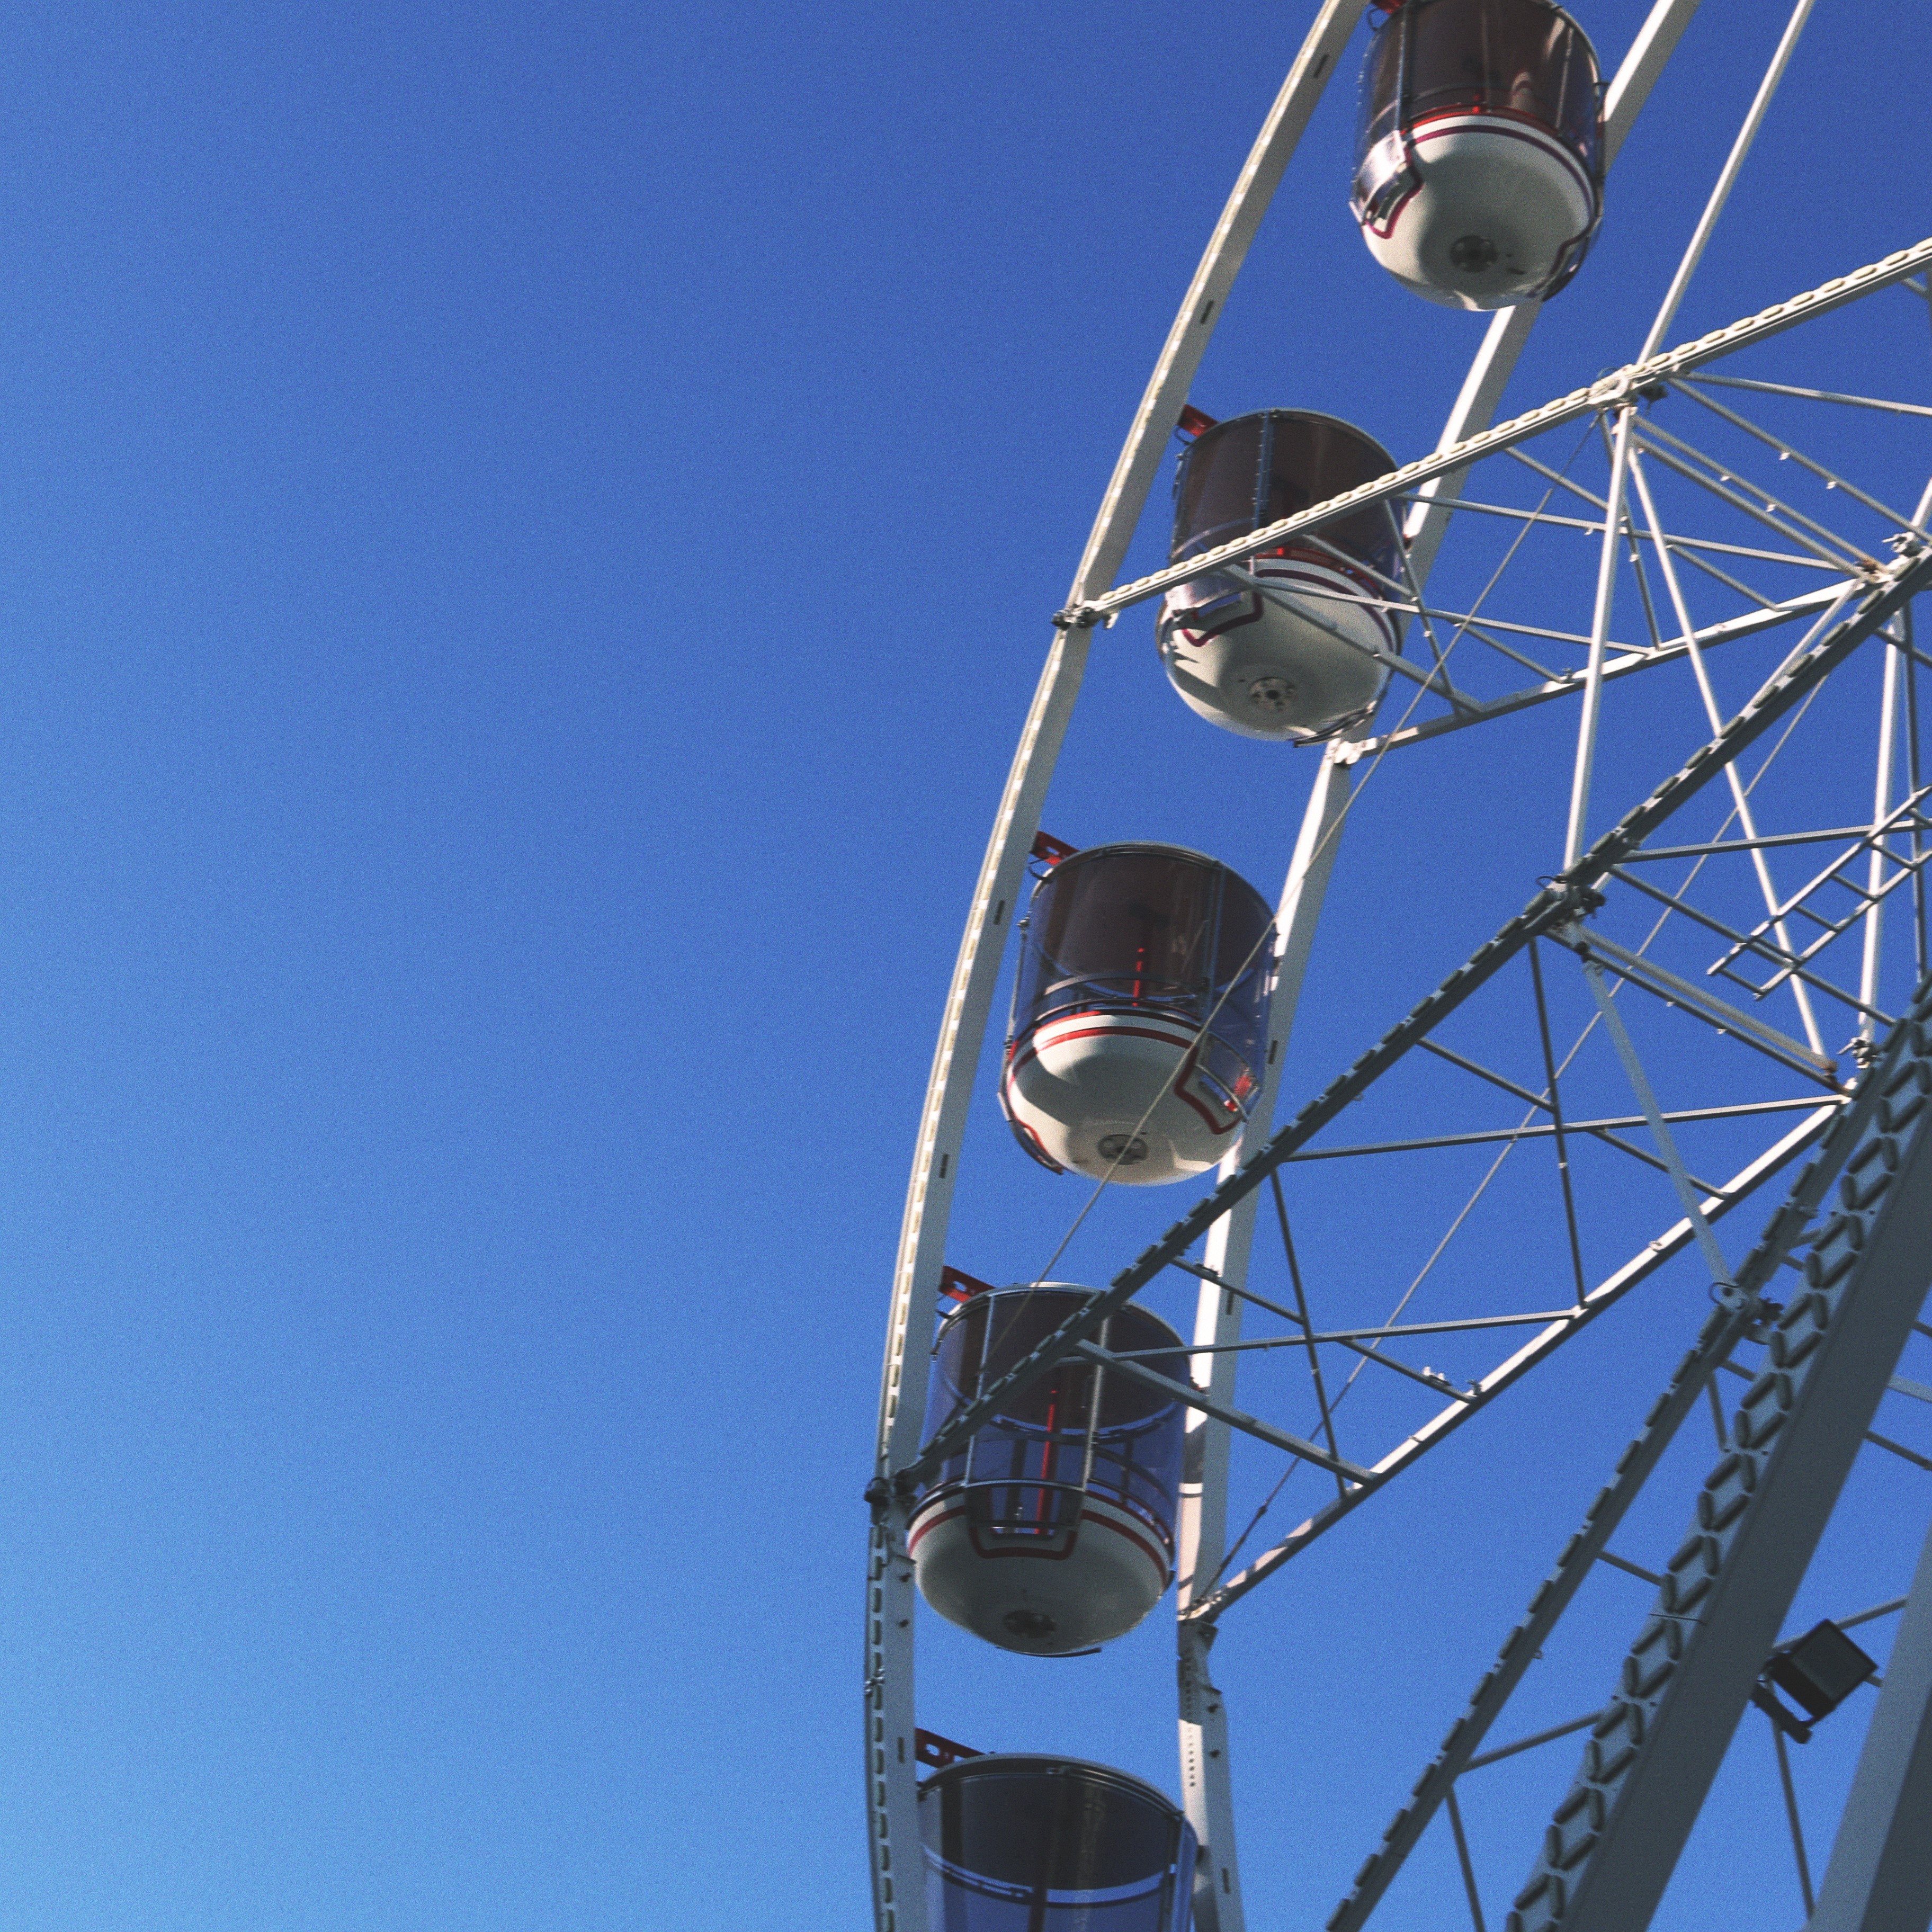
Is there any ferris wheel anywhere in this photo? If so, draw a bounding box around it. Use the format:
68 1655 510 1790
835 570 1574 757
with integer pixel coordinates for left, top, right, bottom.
865 4 1932 1929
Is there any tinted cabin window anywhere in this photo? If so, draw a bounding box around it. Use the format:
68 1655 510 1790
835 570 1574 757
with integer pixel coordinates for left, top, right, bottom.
1357 0 1600 168
1010 846 1276 1086
1036 850 1217 1001
935 1293 1186 1434
931 1768 1181 1894
1173 415 1267 560
1173 412 1398 579
920 1760 1196 1930
922 1290 1188 1536
1255 414 1400 577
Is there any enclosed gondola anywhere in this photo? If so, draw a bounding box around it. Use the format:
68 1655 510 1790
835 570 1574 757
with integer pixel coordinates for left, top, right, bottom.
1352 0 1604 309
920 1755 1197 1931
909 1286 1187 1654
1158 409 1400 743
1000 843 1274 1184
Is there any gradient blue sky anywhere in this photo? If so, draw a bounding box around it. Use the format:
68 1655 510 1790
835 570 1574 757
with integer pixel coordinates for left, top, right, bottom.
0 3 1925 1928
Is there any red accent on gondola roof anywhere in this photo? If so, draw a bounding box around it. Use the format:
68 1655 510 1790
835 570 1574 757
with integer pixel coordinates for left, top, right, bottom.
915 1729 987 1770
938 1266 996 1304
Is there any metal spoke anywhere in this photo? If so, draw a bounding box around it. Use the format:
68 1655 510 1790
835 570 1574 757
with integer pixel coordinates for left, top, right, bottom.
1706 1378 1729 1451
1810 1596 1908 1637
1362 582 1851 754
1075 1339 1373 1482
1192 1106 1833 1622
1564 409 1636 867
864 6 1380 1913
1321 1266 1771 1932
1421 422 1633 677
1282 1095 1830 1166
1269 1172 1345 1499
1559 924 1843 1084
1695 790 1932 985
1635 0 1816 359
1183 1273 1472 1404
905 559 1926 1489
1410 1034 1729 1192
1686 371 1932 419
1770 1709 1816 1916
1531 940 1589 1301
1507 442 1794 610
1413 491 1838 573
1909 607 1928 976
1604 864 1907 1027
1128 1311 1589 1359
1578 955 1736 1293
1474 985 1932 1932
1632 418 1875 570
1861 641 1905 1047
1597 1551 1667 1587
1626 445 1828 1050
1446 1787 1489 1932
1065 238 1932 628
1624 822 1928 862
1343 981 1922 1932
1464 1712 1604 1773
871 8 1932 1924
1385 499 1469 706
1669 378 1929 536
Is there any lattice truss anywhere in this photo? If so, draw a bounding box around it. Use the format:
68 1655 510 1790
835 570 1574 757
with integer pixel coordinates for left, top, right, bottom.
898 255 1932 1932
1166 308 1932 1611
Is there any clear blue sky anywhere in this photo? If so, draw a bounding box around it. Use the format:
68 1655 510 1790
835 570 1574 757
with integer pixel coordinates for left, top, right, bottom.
0 3 1925 1928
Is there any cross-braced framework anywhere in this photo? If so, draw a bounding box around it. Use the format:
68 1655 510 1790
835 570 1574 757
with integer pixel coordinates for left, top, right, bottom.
865 6 1932 1930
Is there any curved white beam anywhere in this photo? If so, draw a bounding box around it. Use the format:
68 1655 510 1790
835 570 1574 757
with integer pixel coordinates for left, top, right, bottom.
863 8 1369 1927
1171 8 1713 1920
1808 1502 1932 1932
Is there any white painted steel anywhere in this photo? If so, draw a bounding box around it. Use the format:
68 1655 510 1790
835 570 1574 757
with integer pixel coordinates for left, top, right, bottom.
1402 304 1540 581
1187 1106 1839 1623
1325 1294 1760 1932
1579 954 1736 1292
1178 1622 1242 1932
1175 746 1355 1932
1072 236 1932 629
1573 918 1844 1084
1513 989 1932 1932
1600 0 1704 171
1562 408 1636 869
864 7 1370 1925
1624 449 1829 1055
1159 556 1394 741
868 4 1916 1928
1861 641 1904 1049
1164 12 1719 1911
1362 115 1595 311
865 622 1091 1932
1069 0 1373 601
1637 0 1817 361
1002 1008 1249 1186
1364 577 1859 755
1807 1506 1932 1932
909 1484 1170 1655
891 523 1924 1932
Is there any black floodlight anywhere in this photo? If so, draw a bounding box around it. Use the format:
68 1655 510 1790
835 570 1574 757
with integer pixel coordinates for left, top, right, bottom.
1753 1620 1878 1741
1769 1620 1877 1719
